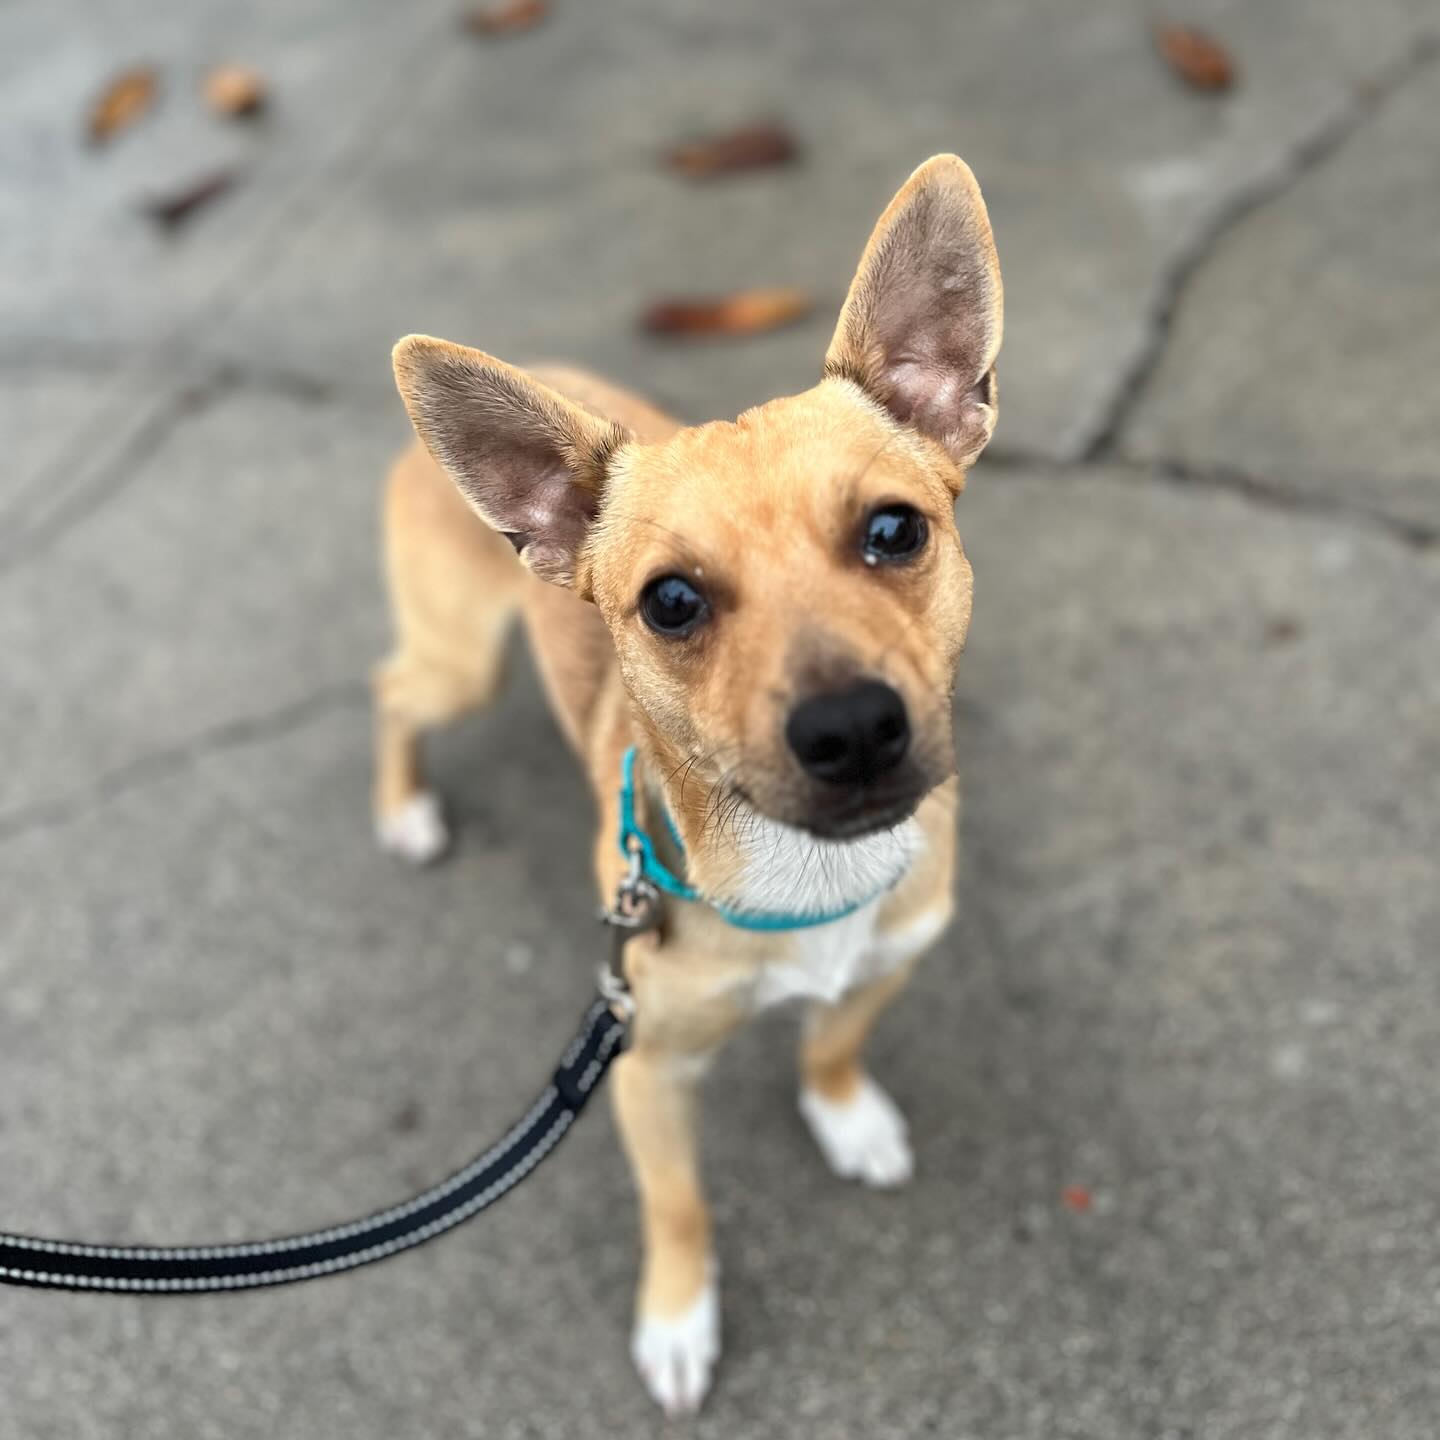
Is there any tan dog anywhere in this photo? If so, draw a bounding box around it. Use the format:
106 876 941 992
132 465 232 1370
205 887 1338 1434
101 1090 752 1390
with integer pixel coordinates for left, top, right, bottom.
376 155 1002 1413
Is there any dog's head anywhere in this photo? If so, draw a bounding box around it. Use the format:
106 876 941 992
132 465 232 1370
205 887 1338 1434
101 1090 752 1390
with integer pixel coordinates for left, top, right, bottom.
394 155 1001 843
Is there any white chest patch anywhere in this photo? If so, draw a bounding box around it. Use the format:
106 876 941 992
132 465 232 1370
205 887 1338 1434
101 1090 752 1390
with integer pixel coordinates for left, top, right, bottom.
750 903 888 1009
748 899 950 1010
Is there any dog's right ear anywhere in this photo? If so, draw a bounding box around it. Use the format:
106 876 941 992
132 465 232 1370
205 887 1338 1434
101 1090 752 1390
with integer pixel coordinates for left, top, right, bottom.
393 337 628 588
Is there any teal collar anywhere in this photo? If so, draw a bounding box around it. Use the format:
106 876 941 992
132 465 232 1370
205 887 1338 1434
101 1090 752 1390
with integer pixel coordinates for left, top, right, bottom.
617 745 892 932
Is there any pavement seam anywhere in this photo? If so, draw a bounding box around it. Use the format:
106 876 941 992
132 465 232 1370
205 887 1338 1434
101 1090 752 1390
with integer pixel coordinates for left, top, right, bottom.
0 377 223 580
0 358 350 581
0 345 339 405
1078 29 1440 464
0 681 366 847
980 449 1439 553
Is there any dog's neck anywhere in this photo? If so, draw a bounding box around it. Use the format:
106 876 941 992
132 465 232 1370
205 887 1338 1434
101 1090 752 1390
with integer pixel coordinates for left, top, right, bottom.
637 749 923 920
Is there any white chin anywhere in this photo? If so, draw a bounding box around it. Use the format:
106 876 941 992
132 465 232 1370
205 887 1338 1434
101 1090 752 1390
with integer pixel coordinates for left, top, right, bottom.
720 810 924 918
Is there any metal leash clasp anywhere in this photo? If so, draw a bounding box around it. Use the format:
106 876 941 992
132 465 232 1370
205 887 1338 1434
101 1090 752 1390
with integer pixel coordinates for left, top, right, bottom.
597 838 661 1020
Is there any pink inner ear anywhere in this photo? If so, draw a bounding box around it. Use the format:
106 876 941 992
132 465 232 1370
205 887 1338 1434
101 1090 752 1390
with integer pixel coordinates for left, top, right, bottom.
835 167 1001 465
396 341 626 589
885 357 994 464
483 460 599 584
888 358 965 424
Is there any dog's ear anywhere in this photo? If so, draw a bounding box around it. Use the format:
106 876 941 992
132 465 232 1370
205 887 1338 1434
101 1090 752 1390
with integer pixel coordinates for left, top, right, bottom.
393 337 628 587
826 155 1003 472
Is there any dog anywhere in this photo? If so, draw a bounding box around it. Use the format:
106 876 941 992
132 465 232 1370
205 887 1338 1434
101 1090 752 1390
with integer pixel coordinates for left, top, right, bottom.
374 154 1002 1413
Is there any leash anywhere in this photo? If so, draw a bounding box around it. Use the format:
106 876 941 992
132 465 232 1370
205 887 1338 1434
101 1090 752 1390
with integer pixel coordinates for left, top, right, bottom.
0 842 664 1295
0 997 628 1294
0 745 864 1296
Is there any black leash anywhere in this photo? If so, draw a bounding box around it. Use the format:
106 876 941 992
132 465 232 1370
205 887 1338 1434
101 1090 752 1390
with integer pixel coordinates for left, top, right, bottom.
0 782 667 1298
0 997 627 1294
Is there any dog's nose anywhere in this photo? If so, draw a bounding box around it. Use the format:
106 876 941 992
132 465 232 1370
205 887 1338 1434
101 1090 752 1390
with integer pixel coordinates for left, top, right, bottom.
785 680 910 785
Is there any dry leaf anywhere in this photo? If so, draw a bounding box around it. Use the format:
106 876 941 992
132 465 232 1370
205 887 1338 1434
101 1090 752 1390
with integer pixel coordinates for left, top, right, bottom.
204 64 267 118
88 65 158 145
464 0 547 36
641 288 811 338
1155 24 1236 92
666 123 798 178
143 168 240 231
1062 1185 1094 1214
1264 615 1302 646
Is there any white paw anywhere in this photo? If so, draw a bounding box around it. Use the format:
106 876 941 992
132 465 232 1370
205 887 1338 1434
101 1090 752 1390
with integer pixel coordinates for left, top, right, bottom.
375 791 450 866
631 1273 721 1416
799 1076 914 1188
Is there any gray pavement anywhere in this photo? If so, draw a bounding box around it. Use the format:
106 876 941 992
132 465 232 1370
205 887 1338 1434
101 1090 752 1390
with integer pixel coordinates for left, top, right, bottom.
2 2 1438 1437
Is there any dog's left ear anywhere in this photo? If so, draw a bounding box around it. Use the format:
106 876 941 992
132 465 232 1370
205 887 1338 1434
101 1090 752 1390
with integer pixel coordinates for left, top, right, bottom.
826 154 1003 472
393 337 628 589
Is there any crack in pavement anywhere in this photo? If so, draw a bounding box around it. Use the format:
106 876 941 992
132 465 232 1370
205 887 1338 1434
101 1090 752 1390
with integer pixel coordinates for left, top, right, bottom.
1080 29 1440 463
0 345 339 405
1144 456 1438 550
0 377 221 579
979 447 1439 552
0 358 352 582
0 682 367 848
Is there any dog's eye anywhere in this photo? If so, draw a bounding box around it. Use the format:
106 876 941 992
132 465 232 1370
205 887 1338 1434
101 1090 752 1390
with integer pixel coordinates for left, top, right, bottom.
862 505 928 564
640 575 709 636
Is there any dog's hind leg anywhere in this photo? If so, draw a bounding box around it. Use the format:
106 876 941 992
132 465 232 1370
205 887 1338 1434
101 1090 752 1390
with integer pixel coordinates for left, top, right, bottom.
372 443 524 865
371 638 513 864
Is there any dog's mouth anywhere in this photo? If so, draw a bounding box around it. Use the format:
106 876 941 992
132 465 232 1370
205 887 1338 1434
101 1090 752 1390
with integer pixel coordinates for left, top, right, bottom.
804 791 922 840
735 771 930 842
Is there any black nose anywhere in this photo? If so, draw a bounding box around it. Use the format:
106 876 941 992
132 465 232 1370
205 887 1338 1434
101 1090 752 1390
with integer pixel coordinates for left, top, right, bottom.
785 680 910 785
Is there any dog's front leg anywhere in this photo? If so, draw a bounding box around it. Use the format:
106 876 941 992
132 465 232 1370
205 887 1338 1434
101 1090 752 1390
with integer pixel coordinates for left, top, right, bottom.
798 963 922 1189
611 1044 721 1415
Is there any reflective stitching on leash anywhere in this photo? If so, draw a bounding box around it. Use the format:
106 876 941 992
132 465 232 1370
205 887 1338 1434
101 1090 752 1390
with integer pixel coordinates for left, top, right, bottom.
0 998 628 1293
0 1085 562 1262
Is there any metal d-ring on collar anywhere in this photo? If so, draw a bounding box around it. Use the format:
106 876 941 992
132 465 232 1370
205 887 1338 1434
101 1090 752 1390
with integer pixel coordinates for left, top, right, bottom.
612 745 892 934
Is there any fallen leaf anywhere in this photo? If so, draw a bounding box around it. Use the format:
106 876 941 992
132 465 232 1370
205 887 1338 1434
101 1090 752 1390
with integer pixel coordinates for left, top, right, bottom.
1061 1184 1093 1213
204 64 267 118
665 123 799 178
463 0 547 36
641 288 811 338
1155 24 1236 92
88 65 158 145
143 168 240 231
1264 616 1302 646
391 1100 424 1134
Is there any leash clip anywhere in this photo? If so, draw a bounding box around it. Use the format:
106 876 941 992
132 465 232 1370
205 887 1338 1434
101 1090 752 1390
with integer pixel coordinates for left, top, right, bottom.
597 839 661 1021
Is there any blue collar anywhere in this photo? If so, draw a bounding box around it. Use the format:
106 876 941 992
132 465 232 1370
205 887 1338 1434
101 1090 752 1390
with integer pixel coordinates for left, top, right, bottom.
617 746 891 932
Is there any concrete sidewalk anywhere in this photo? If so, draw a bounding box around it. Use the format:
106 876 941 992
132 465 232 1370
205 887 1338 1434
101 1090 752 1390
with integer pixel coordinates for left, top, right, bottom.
2 3 1438 1436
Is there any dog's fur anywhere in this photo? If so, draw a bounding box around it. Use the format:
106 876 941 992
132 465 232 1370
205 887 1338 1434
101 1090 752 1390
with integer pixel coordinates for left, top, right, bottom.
375 155 1002 1413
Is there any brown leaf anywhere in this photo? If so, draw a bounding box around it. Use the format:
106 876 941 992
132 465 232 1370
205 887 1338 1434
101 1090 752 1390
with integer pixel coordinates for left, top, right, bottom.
463 0 547 36
88 65 158 145
665 123 799 178
641 288 812 338
1155 24 1236 92
143 168 240 231
204 64 267 118
391 1100 424 1134
1264 615 1303 647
